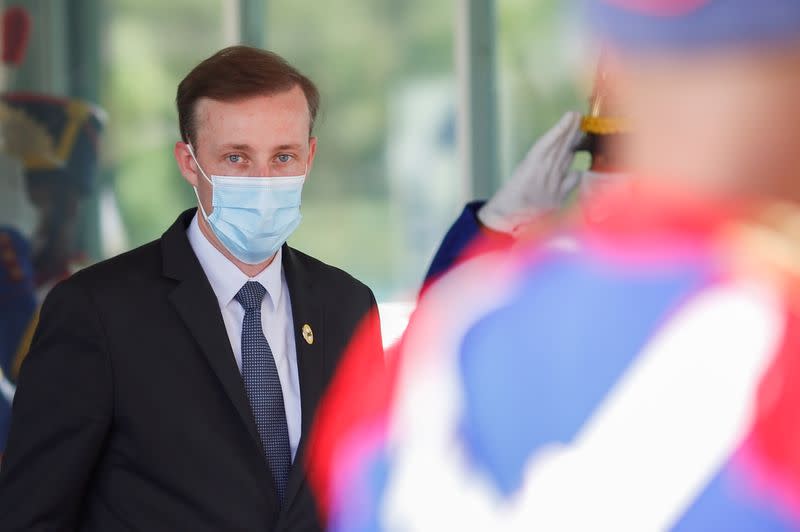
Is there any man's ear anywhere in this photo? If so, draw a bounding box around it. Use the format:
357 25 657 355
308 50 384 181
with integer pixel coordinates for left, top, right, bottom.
174 141 199 187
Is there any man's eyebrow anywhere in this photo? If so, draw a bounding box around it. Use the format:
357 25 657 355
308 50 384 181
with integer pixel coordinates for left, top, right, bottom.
275 143 303 151
218 143 304 151
219 143 254 151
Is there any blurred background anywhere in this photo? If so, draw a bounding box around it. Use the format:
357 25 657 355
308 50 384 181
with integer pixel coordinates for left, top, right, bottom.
1 0 584 346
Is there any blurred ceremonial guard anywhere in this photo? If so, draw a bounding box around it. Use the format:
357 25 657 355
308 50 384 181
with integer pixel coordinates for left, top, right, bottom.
311 1 800 530
0 226 35 452
0 93 105 453
2 92 106 288
0 6 105 456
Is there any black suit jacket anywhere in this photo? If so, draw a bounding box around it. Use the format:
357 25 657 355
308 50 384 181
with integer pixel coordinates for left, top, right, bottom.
0 209 383 531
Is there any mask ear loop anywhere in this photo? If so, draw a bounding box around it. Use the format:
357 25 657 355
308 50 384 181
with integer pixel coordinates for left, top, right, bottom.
187 144 213 220
187 144 214 185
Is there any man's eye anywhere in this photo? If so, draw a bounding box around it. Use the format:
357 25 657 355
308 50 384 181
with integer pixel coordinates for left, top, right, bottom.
227 154 242 163
277 154 292 163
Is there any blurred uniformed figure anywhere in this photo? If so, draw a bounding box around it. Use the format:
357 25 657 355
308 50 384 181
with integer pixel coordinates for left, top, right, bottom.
0 97 104 458
310 1 800 531
2 93 105 288
0 228 36 452
0 5 35 459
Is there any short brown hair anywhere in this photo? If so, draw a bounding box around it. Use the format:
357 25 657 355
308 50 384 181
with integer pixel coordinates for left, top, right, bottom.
176 45 320 144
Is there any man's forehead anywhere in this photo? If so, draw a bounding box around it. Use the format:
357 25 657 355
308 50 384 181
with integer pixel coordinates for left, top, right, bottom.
193 91 312 140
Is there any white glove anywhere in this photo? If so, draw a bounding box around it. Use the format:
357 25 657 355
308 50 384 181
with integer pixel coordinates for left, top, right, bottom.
478 111 583 234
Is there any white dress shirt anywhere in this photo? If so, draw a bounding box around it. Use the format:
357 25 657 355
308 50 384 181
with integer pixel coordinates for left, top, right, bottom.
187 214 301 460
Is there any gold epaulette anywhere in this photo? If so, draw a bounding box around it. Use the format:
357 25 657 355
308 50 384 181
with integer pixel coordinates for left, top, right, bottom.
0 101 59 168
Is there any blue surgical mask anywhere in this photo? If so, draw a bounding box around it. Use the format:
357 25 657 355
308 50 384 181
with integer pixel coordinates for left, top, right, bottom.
188 145 306 264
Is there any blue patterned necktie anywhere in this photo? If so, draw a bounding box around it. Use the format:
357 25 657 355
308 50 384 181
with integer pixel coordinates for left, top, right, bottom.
235 281 292 503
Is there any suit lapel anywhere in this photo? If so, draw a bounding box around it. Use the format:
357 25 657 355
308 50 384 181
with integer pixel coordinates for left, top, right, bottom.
281 245 326 509
162 215 322 509
161 210 266 458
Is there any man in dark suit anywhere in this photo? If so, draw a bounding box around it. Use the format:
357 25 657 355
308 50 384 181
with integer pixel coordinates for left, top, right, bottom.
0 45 383 531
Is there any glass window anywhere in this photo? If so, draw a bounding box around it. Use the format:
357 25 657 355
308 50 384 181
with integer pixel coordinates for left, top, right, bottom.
0 1 609 457
266 1 461 303
99 0 583 342
497 0 586 179
101 0 230 256
103 0 462 313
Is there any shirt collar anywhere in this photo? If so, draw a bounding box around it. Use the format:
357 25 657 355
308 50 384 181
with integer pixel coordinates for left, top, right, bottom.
186 213 283 309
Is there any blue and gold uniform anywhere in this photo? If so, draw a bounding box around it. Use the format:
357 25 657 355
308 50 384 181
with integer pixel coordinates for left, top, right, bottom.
0 227 36 452
1 92 105 286
0 93 105 454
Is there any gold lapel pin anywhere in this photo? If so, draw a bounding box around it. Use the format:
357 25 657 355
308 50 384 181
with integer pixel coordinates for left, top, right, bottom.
302 323 314 345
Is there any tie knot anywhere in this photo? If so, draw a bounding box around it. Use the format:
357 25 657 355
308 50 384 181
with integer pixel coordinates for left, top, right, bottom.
235 281 267 311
